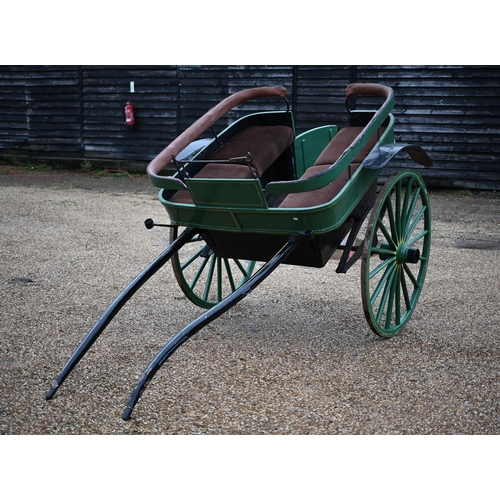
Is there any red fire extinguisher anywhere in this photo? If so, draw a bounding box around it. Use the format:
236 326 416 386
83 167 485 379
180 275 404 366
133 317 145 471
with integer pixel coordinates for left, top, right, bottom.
124 101 135 126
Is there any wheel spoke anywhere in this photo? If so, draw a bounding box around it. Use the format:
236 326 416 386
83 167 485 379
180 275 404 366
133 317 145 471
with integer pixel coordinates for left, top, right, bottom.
376 265 396 323
233 258 251 277
395 182 402 242
403 263 420 289
189 255 209 290
370 247 396 259
384 269 398 329
406 229 429 248
404 186 422 236
385 195 399 244
180 247 204 271
370 263 394 306
223 258 237 293
400 270 412 310
395 267 401 326
369 255 395 281
377 216 397 249
203 255 216 301
400 178 413 233
406 205 427 240
217 257 222 303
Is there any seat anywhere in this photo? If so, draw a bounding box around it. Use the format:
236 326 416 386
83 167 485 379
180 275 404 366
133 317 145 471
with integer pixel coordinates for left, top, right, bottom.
279 127 383 209
170 125 294 204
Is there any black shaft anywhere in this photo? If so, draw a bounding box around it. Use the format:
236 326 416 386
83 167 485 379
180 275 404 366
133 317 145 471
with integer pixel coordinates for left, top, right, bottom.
45 227 198 400
122 232 305 420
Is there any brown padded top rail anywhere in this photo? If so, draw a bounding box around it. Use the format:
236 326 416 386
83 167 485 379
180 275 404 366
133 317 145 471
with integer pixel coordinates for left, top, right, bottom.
346 83 393 99
147 86 289 179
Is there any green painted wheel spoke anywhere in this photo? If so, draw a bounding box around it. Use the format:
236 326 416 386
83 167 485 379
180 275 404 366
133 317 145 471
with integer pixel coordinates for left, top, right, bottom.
217 258 222 302
180 247 204 271
370 247 396 258
371 264 396 307
395 182 402 241
406 229 429 248
400 270 412 311
406 205 427 240
386 196 399 243
395 268 402 325
404 187 422 235
369 255 395 281
233 258 250 277
403 263 420 289
377 217 397 249
376 267 396 323
400 178 413 232
406 186 421 219
384 270 398 329
189 255 209 290
203 255 216 301
370 266 390 306
223 258 237 293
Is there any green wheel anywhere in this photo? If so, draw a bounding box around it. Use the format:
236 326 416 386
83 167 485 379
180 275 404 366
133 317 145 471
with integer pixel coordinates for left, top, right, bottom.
361 170 431 337
170 226 257 309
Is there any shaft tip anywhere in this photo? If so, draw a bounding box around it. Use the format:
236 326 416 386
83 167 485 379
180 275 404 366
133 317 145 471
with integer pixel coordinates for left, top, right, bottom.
45 383 58 400
122 407 133 420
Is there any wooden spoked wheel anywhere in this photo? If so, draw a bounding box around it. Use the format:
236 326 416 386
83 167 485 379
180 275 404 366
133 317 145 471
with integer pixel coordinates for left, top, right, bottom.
362 170 431 338
170 226 257 309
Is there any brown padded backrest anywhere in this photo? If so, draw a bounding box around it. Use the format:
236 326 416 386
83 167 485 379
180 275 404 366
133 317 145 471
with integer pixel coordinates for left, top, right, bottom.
313 127 380 166
279 127 383 209
170 125 294 204
208 125 294 177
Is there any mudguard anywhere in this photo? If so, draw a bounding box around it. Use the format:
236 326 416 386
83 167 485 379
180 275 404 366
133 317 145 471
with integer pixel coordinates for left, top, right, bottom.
362 143 433 169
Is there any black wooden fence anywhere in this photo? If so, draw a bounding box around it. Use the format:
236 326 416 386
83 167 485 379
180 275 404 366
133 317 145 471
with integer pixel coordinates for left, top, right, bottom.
1 65 499 190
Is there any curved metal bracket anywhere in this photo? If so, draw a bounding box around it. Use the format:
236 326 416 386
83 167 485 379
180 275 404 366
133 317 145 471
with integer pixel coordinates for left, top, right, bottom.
362 143 433 170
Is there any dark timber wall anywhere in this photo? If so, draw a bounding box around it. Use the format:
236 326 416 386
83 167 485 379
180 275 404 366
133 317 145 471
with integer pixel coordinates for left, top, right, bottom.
1 65 499 190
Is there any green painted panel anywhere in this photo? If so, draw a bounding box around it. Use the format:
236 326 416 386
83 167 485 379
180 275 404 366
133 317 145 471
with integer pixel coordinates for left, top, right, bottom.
294 125 338 177
185 178 268 208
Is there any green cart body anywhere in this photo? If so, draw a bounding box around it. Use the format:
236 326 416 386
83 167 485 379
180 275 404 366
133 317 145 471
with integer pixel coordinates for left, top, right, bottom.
149 85 393 263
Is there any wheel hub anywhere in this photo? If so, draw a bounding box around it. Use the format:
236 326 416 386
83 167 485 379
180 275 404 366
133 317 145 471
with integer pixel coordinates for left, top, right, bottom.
396 245 420 264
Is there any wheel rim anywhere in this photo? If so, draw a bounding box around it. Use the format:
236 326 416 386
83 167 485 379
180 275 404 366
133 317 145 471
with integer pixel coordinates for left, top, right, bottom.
362 170 431 337
170 226 257 309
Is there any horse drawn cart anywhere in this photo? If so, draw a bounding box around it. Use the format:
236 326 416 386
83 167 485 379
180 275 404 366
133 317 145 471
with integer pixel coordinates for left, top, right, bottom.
46 83 432 420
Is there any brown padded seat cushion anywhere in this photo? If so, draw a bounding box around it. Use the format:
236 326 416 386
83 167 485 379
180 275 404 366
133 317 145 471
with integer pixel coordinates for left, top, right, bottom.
279 127 383 209
170 125 294 204
279 162 363 208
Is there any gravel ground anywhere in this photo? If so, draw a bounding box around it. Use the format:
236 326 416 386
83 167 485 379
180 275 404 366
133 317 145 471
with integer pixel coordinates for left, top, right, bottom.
1 165 499 435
